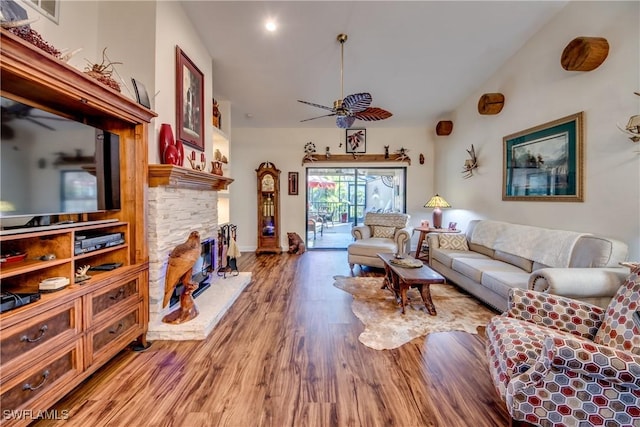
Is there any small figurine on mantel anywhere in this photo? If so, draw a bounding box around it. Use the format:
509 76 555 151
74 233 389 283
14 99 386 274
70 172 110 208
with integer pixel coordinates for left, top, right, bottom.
162 231 201 324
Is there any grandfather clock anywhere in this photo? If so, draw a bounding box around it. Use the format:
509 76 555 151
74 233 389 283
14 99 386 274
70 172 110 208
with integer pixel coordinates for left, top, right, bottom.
256 162 282 254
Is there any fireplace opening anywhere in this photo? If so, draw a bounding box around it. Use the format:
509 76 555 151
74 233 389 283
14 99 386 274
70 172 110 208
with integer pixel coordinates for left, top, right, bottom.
169 237 217 308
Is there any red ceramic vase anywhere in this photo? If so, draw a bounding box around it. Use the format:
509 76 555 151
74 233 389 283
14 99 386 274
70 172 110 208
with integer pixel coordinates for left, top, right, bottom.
163 144 179 165
159 123 175 164
175 139 184 166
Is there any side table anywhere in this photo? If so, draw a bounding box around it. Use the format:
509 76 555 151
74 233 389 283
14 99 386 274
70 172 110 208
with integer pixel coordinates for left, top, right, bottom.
413 227 461 261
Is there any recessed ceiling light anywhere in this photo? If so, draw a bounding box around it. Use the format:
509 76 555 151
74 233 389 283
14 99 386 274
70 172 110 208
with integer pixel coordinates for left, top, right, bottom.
265 20 277 32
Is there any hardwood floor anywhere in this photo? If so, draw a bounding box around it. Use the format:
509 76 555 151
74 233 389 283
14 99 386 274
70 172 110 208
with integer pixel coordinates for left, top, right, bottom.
35 251 509 427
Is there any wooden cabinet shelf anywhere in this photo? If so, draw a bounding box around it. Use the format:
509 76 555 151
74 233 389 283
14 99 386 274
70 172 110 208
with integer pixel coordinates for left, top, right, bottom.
0 258 71 280
0 28 152 426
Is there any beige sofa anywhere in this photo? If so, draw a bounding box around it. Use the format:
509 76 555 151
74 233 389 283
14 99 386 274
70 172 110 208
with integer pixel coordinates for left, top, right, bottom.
428 220 629 312
348 212 411 271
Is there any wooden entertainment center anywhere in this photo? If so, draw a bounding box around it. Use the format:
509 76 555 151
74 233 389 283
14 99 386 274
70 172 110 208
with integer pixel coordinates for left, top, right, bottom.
0 29 155 425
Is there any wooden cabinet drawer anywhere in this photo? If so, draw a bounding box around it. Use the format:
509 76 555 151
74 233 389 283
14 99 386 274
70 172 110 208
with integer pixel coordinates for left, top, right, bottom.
85 303 142 368
0 300 81 378
88 276 140 327
0 339 82 424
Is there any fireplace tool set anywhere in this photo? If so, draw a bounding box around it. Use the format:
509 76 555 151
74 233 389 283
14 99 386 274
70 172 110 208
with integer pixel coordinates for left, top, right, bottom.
217 224 240 278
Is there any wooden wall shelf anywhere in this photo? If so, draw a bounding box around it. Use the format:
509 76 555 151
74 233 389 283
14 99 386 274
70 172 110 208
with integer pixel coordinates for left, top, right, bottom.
148 164 234 191
302 154 411 165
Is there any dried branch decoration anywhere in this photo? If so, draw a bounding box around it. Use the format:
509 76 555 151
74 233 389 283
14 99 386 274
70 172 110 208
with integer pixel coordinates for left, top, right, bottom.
84 48 122 92
462 144 478 178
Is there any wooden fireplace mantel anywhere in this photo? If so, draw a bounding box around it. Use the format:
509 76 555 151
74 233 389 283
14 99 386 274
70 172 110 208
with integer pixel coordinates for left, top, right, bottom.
148 164 234 191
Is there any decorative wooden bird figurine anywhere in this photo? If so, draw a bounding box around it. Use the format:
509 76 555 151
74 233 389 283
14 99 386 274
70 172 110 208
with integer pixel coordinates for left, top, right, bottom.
162 231 201 324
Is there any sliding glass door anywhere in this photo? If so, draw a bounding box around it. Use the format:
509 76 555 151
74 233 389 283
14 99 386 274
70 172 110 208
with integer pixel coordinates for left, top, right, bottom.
306 167 406 249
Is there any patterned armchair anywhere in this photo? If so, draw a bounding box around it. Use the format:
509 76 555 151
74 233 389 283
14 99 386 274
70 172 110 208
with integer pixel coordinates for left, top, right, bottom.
347 212 410 272
486 263 640 426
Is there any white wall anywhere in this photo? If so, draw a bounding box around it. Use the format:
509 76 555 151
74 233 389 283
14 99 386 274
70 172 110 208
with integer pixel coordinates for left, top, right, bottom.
231 127 436 251
26 0 99 72
153 1 214 165
433 1 640 260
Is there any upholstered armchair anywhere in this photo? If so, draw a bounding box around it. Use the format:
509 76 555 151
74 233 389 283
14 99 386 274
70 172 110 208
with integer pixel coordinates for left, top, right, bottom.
485 263 640 426
347 212 410 272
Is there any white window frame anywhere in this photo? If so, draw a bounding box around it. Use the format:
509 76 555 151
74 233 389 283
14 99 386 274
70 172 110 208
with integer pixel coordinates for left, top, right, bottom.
23 0 59 24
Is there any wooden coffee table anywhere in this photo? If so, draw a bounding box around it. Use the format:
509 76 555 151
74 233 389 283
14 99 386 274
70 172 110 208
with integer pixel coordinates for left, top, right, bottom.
377 253 446 315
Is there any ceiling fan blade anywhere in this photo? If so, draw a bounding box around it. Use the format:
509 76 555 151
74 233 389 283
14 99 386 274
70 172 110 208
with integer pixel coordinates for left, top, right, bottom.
297 99 335 112
300 113 337 123
343 93 372 113
354 107 393 122
24 117 56 130
336 116 356 129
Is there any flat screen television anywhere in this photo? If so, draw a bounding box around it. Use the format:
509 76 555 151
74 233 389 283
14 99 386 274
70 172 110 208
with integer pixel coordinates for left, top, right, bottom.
0 96 121 227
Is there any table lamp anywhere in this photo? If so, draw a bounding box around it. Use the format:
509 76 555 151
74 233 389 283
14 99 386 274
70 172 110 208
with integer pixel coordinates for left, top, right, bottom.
424 194 451 229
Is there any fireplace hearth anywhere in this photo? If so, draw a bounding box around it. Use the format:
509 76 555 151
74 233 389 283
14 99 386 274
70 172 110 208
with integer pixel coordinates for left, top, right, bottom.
147 184 251 340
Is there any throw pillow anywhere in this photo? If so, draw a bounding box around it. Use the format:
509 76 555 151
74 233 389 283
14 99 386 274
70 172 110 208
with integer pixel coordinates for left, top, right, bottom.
372 225 395 238
438 234 469 251
593 263 640 355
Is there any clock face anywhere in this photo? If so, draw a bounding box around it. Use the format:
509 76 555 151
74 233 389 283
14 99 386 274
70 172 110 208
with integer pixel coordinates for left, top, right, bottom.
261 174 275 192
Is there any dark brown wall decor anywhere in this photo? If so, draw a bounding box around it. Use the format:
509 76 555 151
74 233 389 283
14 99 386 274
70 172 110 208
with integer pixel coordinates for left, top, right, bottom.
436 121 453 135
176 46 205 151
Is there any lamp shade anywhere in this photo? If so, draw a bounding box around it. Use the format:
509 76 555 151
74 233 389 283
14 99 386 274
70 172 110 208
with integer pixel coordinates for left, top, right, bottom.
424 194 450 229
424 194 451 209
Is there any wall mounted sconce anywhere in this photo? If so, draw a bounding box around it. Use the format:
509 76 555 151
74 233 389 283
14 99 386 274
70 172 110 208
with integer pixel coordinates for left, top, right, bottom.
462 144 478 178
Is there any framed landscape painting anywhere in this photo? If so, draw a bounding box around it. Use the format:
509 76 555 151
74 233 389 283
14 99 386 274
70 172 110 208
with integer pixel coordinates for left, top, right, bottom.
176 46 205 151
503 112 584 202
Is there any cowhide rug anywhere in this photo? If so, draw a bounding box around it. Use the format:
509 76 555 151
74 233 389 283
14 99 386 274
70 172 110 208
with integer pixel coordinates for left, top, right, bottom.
333 275 496 350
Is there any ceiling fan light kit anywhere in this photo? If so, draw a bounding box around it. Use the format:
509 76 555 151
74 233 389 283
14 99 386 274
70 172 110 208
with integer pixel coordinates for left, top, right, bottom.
298 34 392 128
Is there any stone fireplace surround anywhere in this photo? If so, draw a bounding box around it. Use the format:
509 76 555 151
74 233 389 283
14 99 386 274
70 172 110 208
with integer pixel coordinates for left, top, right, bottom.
146 166 250 340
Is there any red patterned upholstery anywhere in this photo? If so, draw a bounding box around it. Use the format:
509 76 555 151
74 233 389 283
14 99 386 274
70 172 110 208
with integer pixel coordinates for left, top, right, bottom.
486 264 640 426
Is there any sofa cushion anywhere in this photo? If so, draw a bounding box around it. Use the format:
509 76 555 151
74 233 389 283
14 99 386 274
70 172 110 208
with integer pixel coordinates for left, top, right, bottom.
438 234 469 251
570 235 629 268
372 225 395 238
494 250 533 273
451 258 513 283
532 261 549 271
481 270 530 299
347 238 397 258
431 248 490 268
593 264 640 354
468 242 495 258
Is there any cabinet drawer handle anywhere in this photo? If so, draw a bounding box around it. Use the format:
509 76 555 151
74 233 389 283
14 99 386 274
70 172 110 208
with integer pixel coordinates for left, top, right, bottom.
20 325 48 343
23 370 50 391
109 322 124 334
110 288 125 300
